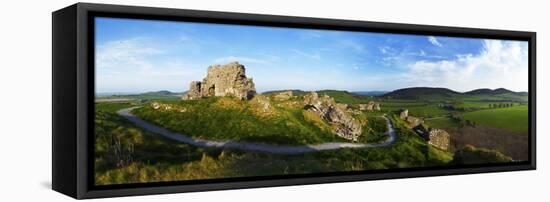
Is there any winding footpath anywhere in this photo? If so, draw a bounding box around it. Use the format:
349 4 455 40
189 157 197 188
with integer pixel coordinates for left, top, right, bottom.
117 107 398 154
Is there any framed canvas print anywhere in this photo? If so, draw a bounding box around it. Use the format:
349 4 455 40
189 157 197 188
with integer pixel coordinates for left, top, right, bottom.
52 3 536 199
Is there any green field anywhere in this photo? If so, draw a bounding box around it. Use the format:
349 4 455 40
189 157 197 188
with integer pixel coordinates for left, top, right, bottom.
460 105 528 132
424 117 459 129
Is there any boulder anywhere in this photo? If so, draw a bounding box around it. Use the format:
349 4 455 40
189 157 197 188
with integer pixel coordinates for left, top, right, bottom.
427 129 451 150
303 92 363 141
359 101 381 111
182 62 256 100
274 91 295 101
406 116 424 128
399 109 409 119
252 95 272 113
413 125 450 151
374 103 381 111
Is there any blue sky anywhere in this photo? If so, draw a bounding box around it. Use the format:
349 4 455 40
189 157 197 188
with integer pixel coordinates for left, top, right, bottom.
95 17 528 93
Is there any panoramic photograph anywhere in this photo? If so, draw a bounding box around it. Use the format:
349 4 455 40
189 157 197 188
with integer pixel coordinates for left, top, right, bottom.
94 17 529 185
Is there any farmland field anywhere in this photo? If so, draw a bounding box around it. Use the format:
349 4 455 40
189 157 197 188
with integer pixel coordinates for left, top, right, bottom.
460 105 528 132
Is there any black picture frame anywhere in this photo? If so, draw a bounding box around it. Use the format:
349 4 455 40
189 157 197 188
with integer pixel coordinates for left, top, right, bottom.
52 2 536 199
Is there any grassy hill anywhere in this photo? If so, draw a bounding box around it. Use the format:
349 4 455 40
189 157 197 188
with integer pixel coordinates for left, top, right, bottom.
96 90 184 102
261 89 307 96
132 95 391 145
381 87 460 100
94 96 454 185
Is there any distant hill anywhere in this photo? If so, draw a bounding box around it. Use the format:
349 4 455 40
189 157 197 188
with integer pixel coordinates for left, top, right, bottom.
261 89 307 96
381 87 459 99
316 90 374 104
351 91 389 96
464 88 516 95
124 90 184 101
140 90 183 96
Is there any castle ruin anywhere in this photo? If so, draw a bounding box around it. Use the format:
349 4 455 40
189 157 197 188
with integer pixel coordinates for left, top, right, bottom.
182 62 256 100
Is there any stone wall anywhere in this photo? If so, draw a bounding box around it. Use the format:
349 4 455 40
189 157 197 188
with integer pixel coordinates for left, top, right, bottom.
182 62 256 100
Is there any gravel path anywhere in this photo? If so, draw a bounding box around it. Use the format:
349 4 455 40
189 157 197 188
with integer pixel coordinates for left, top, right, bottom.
117 107 398 154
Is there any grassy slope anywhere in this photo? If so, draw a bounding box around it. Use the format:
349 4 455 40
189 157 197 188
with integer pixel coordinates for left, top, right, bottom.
452 145 512 164
133 97 346 145
460 105 528 132
94 101 452 185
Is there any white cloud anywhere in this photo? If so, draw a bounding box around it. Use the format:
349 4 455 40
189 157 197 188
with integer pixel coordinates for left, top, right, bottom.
341 40 365 53
428 36 443 47
213 56 271 64
379 46 396 55
96 38 163 72
402 39 528 92
96 38 204 93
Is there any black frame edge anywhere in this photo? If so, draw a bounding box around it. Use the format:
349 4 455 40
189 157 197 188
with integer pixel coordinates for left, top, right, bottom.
52 4 78 199
529 32 536 169
51 2 536 199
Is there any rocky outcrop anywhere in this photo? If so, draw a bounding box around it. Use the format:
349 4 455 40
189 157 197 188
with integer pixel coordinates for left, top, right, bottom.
413 124 450 150
303 92 363 141
427 129 450 150
359 101 381 111
374 103 381 111
182 62 256 100
336 103 351 110
406 116 423 128
274 91 295 101
399 109 409 119
399 109 423 128
251 95 272 114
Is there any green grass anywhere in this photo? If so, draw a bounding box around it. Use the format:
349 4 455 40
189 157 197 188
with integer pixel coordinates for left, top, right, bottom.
452 145 512 164
94 102 453 185
94 103 209 185
424 117 459 129
133 97 346 145
358 116 389 143
460 105 528 132
95 102 135 113
316 90 374 104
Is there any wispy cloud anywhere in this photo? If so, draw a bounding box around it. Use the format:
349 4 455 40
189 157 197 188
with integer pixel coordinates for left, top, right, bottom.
96 37 204 92
96 37 163 72
291 49 321 60
379 46 396 55
341 40 366 53
428 36 443 47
